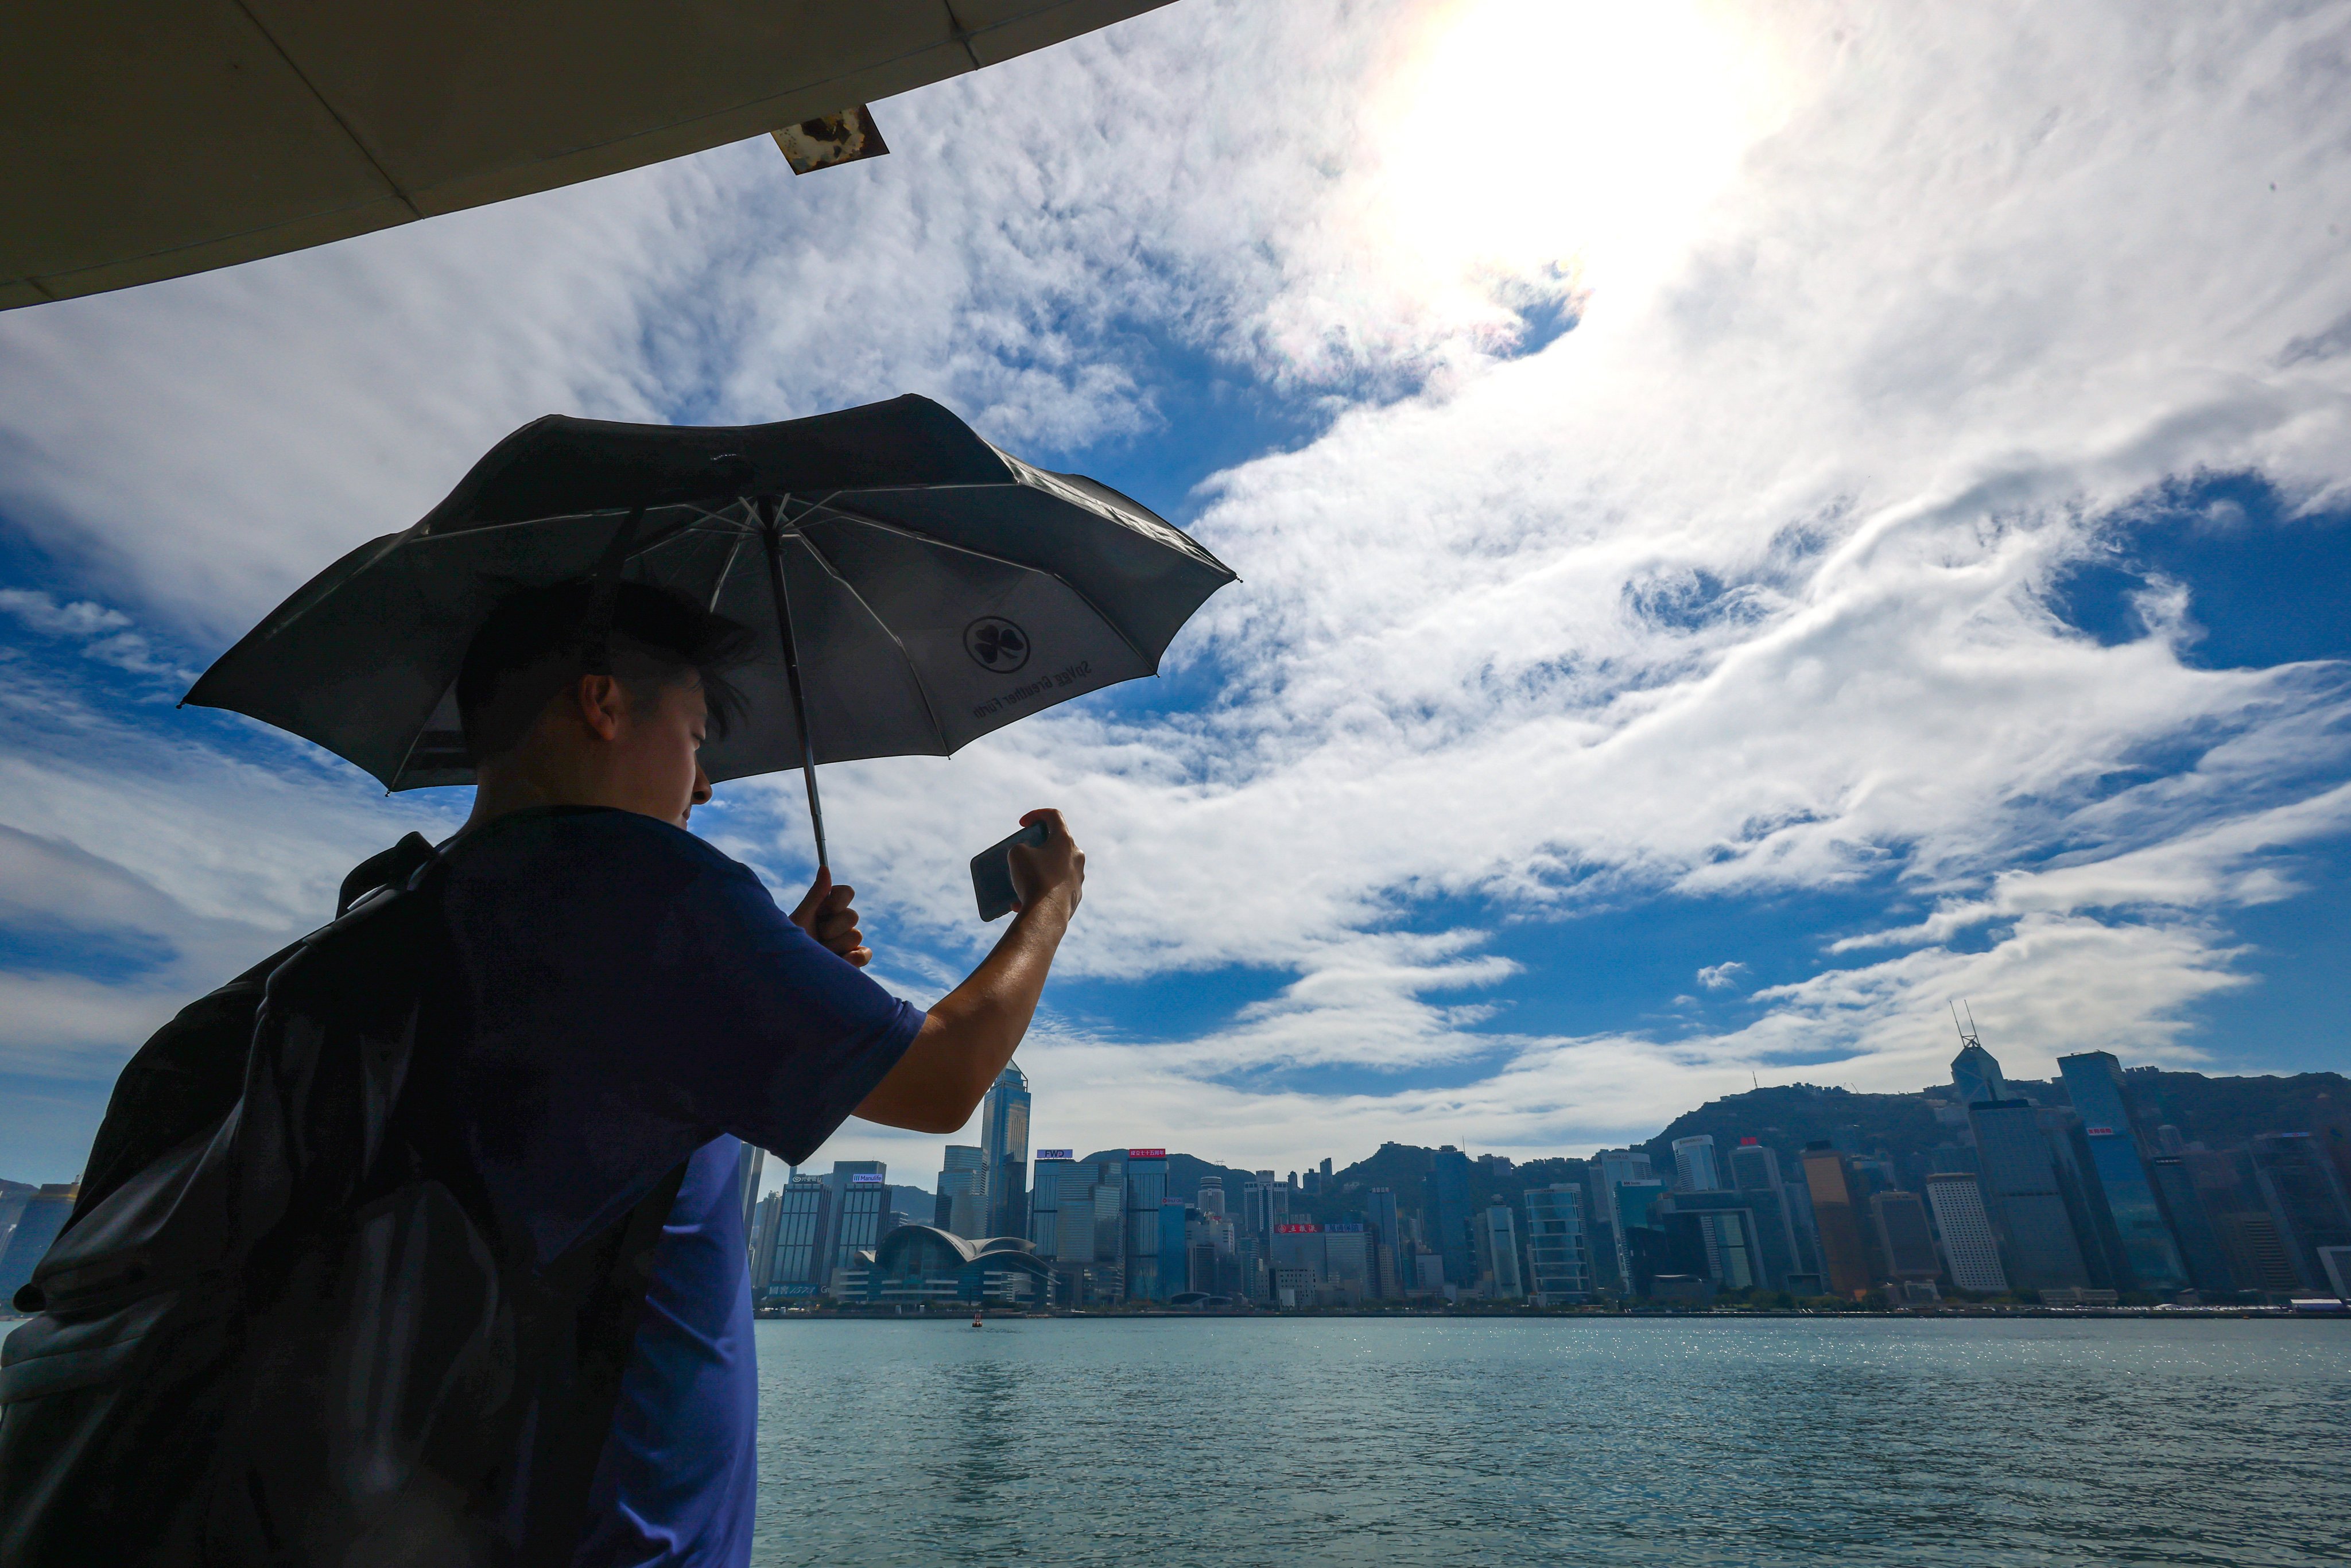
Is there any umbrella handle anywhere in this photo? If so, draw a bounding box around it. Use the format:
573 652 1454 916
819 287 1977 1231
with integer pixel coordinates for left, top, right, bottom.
761 516 829 874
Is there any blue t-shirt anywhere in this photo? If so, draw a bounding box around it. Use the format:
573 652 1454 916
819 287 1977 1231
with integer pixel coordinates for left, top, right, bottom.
439 806 923 1567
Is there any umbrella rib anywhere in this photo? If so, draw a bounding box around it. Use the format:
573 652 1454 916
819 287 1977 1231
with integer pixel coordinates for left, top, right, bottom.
782 526 954 756
794 499 1155 669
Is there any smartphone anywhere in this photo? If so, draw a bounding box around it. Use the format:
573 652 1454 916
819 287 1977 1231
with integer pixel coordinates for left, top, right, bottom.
970 821 1051 921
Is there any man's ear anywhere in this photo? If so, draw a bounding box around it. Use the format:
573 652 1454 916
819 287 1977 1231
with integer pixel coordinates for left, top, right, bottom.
572 673 628 742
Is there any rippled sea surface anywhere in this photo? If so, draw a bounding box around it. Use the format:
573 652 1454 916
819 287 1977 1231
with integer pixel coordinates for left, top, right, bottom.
750 1317 2348 1567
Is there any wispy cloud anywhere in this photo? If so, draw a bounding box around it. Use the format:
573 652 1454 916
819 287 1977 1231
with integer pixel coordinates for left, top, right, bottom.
5 0 2351 1175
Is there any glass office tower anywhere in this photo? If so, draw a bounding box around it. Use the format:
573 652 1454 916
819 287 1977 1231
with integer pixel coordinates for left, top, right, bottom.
2250 1132 2351 1290
1123 1150 1168 1299
2058 1051 2187 1291
1968 1103 2090 1290
1951 1040 2009 1105
1671 1135 1723 1193
1425 1145 1476 1284
767 1174 832 1298
2147 1156 2235 1294
1028 1150 1075 1254
825 1161 891 1290
979 1063 1031 1240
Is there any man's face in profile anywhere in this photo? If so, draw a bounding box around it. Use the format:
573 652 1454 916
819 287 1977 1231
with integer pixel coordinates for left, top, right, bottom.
608 676 713 828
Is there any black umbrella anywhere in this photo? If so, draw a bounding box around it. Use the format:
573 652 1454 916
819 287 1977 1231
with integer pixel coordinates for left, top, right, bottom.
185 395 1236 868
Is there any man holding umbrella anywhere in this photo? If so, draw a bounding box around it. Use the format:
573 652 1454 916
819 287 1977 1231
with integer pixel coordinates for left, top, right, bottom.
0 397 1231 1567
440 575 1083 1566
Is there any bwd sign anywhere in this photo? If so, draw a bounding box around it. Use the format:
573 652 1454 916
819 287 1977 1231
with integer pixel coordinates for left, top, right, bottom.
1035 1149 1074 1161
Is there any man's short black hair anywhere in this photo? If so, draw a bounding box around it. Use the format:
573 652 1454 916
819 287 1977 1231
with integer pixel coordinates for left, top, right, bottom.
456 579 753 763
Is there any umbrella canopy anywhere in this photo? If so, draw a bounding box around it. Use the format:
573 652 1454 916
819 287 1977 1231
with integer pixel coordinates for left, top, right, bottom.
185 394 1234 860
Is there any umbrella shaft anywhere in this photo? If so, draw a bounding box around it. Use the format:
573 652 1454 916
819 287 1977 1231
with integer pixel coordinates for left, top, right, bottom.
761 516 829 873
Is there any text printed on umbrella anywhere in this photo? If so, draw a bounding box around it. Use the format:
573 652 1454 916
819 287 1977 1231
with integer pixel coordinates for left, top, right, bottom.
972 661 1092 720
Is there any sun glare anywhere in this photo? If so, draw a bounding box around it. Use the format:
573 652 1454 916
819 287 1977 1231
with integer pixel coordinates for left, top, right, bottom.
1367 0 1788 336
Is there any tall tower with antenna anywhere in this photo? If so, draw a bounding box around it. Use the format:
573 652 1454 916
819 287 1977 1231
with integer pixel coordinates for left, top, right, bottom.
1947 1000 2008 1105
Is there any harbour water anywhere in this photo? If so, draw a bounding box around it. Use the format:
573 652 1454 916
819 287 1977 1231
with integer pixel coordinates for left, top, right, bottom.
751 1316 2348 1567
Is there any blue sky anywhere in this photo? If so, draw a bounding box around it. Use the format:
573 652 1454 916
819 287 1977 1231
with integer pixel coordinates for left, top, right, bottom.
6 0 2351 1188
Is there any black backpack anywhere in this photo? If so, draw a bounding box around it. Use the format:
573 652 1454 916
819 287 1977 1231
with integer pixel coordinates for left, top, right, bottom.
0 836 684 1567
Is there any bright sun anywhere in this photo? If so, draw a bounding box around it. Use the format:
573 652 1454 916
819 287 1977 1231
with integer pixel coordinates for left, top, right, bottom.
1367 0 1790 333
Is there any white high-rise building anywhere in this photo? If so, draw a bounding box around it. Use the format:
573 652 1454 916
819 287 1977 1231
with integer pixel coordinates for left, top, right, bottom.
1925 1171 2008 1293
938 1144 986 1237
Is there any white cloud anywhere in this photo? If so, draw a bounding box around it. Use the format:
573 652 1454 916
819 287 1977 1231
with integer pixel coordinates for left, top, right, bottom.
1697 962 1747 991
7 0 2351 1178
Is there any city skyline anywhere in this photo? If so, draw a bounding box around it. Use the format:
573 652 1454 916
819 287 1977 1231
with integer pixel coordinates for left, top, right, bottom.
712 1040 2351 1315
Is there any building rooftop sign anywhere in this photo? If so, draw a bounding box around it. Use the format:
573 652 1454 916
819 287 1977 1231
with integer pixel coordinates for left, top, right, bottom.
1128 1148 1167 1160
1034 1149 1074 1161
849 1173 886 1184
1275 1222 1321 1234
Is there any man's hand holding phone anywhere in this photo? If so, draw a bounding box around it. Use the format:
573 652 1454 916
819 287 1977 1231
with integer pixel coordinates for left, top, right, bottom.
1006 809 1084 918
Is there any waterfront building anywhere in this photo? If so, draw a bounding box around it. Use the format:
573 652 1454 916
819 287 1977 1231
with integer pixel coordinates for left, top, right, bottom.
1612 1177 1671 1296
735 1142 765 1241
1672 1135 1724 1193
1124 1150 1169 1299
1366 1186 1402 1297
1665 1191 1774 1292
1869 1190 1939 1284
1027 1150 1075 1254
979 1064 1032 1239
864 1226 1057 1307
1425 1146 1476 1285
2042 1109 2128 1291
1196 1174 1226 1218
1799 1144 1874 1297
1473 1205 1524 1299
1728 1140 1809 1287
748 1190 783 1293
1585 1149 1654 1294
938 1143 987 1237
1159 1199 1189 1297
2147 1156 2235 1294
1923 1171 2007 1293
0 1182 77 1303
1968 1103 2090 1291
1324 1222 1371 1301
2249 1132 2351 1291
765 1174 832 1299
826 1166 894 1291
2319 1245 2351 1300
2058 1052 2188 1291
1522 1185 1590 1303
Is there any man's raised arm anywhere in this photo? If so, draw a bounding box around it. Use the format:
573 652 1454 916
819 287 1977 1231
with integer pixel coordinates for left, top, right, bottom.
852 809 1085 1135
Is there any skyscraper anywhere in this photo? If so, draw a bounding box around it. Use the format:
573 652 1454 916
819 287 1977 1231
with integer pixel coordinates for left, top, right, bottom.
735 1142 765 1241
1196 1175 1226 1218
1425 1145 1475 1286
939 1144 987 1237
1124 1150 1169 1299
1968 1101 2090 1291
979 1062 1032 1240
1800 1144 1873 1297
1473 1205 1524 1299
824 1161 891 1290
1612 1178 1670 1296
1869 1190 1939 1283
2147 1156 2235 1295
1522 1185 1590 1303
2249 1132 2351 1291
1950 1033 2009 1106
1729 1139 1811 1286
1671 1135 1723 1193
1923 1171 2007 1293
766 1174 832 1298
1366 1186 1403 1298
1029 1149 1075 1254
2058 1051 2187 1291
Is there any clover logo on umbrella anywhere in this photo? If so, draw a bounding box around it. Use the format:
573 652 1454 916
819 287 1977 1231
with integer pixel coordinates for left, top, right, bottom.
965 616 1031 673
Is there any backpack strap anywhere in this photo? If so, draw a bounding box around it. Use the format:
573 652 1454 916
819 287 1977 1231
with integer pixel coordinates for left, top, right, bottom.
336 830 438 918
